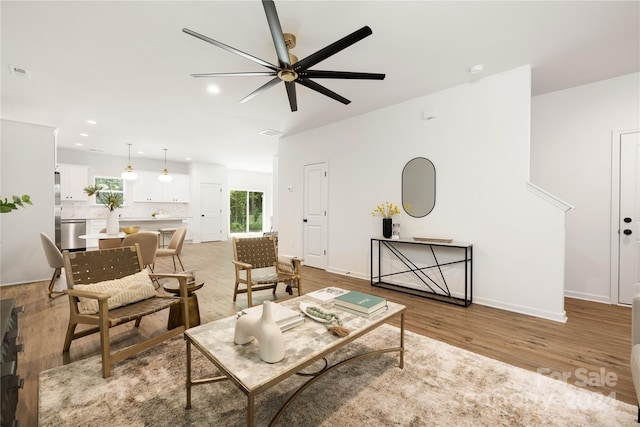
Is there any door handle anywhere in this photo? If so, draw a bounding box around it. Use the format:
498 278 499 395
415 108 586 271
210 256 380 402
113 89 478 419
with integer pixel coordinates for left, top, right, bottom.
303 219 308 222
624 217 632 223
201 214 205 217
624 229 632 235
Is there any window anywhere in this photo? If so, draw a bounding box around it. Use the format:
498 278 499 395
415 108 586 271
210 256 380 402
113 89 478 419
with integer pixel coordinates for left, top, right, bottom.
92 176 125 207
230 190 263 233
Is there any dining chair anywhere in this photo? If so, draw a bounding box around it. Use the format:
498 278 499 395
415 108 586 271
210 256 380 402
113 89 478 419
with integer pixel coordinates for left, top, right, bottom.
121 231 158 272
98 228 123 249
154 227 187 272
39 232 65 298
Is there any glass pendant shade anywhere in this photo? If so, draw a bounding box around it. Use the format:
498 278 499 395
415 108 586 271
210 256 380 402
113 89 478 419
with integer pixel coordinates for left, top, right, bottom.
158 169 173 182
158 148 173 182
121 144 138 180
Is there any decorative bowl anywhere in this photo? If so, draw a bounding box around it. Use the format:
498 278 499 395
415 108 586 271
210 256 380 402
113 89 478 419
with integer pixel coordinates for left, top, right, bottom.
122 226 140 235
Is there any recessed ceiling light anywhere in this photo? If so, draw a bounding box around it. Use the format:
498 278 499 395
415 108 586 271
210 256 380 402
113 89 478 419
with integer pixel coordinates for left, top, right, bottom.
80 133 89 137
86 120 97 125
207 85 221 94
137 151 144 155
186 157 192 161
74 142 83 146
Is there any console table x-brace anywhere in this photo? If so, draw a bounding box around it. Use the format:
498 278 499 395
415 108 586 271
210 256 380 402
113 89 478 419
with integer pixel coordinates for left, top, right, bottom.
370 237 472 306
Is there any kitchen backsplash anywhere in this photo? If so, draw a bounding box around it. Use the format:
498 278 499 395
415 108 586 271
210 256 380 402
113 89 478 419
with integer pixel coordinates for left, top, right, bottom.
61 201 192 220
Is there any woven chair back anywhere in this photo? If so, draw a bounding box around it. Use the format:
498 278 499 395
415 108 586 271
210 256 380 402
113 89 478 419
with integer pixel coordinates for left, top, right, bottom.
233 236 277 269
64 245 144 288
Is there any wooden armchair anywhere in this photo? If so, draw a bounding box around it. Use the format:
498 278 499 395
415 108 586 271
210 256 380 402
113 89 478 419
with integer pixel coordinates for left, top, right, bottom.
62 244 192 378
232 235 302 307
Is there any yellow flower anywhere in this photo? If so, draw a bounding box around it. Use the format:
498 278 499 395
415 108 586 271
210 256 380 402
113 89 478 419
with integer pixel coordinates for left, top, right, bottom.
371 201 401 219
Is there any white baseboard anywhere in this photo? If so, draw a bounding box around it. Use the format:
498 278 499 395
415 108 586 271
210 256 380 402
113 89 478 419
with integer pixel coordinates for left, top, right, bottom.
325 267 368 281
473 296 568 323
564 290 611 304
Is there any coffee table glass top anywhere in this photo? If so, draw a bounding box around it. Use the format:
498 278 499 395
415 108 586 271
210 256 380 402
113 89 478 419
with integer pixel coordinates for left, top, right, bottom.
184 295 405 391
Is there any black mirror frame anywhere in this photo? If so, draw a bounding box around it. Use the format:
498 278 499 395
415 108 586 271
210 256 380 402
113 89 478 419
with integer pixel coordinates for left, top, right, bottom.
402 157 436 218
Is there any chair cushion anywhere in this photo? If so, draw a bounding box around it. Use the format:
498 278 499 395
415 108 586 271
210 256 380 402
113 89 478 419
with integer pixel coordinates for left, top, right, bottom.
239 266 279 283
74 270 157 314
277 255 296 274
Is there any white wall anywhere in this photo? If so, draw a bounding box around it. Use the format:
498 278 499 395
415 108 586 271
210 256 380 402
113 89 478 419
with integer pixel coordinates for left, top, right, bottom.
531 72 640 303
278 65 568 322
1 119 56 285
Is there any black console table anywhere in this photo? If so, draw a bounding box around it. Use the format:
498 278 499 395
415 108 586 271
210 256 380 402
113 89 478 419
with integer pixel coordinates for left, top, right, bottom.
370 237 472 306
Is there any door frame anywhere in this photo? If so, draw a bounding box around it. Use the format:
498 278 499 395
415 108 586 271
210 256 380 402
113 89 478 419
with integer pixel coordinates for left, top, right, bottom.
610 128 639 305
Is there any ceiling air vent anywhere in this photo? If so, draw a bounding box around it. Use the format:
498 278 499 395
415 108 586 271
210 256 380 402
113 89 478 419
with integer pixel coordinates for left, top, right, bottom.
258 129 283 137
9 65 31 79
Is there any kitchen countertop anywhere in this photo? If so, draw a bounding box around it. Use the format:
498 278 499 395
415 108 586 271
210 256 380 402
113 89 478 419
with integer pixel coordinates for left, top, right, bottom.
63 217 188 221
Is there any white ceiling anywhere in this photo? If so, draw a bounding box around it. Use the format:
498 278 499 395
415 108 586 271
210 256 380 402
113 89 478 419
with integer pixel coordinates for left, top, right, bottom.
2 1 638 173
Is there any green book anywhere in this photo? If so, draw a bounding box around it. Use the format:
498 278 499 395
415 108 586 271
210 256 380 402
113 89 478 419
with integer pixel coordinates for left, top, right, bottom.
334 291 387 314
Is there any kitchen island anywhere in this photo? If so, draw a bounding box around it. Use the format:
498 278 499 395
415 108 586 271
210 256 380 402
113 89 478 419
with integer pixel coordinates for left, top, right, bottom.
83 217 190 248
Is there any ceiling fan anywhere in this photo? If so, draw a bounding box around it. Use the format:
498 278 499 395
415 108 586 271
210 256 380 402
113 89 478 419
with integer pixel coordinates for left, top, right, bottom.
183 0 385 112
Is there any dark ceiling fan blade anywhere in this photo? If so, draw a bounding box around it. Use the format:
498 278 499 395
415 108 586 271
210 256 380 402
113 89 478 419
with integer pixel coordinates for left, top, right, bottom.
239 77 281 104
294 26 373 71
190 72 277 78
262 0 291 67
183 28 279 72
301 70 386 80
296 79 351 105
284 81 297 112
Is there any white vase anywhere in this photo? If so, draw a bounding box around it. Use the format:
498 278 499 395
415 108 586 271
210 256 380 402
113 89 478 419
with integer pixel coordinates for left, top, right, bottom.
106 211 119 235
234 301 285 363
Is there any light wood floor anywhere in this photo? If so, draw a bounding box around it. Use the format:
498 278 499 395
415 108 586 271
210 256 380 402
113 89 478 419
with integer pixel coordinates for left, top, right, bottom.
1 240 634 426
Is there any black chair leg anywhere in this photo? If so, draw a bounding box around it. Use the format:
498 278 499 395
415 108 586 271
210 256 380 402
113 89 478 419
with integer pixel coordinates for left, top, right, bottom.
637 406 639 423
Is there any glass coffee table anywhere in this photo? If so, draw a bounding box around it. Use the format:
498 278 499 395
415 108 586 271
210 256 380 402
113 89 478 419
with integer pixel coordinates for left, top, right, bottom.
184 293 406 426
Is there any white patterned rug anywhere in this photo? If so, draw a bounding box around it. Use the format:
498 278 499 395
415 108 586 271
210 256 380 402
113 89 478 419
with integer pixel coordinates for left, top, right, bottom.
39 325 635 426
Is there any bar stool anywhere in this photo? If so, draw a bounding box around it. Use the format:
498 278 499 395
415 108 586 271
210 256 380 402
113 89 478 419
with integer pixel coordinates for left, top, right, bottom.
158 227 177 248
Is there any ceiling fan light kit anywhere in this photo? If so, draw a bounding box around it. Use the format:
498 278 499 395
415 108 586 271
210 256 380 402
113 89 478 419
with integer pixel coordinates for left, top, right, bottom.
183 0 385 112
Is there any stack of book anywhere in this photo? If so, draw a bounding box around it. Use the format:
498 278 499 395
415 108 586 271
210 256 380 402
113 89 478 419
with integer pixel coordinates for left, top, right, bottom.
237 302 304 331
333 291 387 318
306 286 350 303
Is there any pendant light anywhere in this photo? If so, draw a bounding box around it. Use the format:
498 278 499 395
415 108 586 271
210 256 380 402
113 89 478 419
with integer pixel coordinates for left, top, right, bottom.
121 143 138 180
158 148 173 182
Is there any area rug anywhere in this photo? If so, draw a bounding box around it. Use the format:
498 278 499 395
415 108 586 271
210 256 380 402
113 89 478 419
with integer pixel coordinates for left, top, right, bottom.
39 325 635 426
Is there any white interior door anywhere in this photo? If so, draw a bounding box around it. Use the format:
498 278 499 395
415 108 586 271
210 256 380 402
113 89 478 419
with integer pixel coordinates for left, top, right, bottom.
303 162 327 269
201 183 221 242
618 131 640 304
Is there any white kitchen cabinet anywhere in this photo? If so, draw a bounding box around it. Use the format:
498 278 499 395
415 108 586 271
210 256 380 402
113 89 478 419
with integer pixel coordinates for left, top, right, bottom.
58 163 89 201
133 171 163 202
162 174 190 203
133 171 190 203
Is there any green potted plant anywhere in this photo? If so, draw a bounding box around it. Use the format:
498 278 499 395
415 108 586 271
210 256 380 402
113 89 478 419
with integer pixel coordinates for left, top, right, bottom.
83 185 122 235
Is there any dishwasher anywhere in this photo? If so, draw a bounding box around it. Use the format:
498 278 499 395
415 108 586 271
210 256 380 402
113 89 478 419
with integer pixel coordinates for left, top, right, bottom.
61 219 87 251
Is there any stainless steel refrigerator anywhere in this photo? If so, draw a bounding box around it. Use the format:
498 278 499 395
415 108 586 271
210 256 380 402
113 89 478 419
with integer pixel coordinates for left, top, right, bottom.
54 171 61 250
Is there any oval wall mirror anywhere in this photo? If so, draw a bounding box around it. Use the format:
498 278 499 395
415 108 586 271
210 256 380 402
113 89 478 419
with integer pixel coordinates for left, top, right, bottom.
402 157 436 217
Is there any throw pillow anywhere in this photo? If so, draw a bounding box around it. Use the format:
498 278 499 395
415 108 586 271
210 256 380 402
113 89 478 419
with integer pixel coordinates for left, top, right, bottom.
74 270 157 315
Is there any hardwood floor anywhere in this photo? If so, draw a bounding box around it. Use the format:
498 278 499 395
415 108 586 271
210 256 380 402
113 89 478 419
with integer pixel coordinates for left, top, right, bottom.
1 240 634 426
